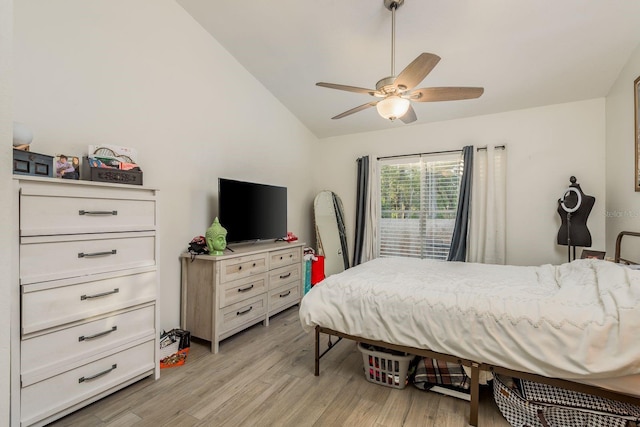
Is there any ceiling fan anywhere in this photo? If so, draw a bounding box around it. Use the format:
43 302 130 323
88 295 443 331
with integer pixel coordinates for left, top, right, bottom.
316 0 484 123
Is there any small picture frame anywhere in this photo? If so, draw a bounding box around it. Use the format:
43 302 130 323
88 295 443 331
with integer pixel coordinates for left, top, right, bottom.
580 249 606 260
55 154 80 180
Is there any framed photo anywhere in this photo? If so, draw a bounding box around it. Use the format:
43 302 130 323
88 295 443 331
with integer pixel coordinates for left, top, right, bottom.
55 154 80 180
580 249 606 260
635 75 640 191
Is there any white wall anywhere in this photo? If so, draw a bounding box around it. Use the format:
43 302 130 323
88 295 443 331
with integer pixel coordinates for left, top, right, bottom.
313 99 606 267
605 42 640 255
0 0 13 423
13 0 317 330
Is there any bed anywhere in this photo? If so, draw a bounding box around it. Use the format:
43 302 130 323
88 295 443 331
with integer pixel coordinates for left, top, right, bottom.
299 232 640 426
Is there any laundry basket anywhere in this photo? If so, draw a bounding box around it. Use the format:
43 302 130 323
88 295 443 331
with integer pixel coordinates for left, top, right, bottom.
357 342 413 389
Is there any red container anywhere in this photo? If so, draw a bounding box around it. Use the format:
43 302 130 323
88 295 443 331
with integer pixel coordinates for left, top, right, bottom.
311 255 325 285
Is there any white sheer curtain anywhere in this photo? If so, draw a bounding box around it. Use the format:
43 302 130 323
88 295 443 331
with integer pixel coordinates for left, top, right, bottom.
362 158 378 262
468 145 507 264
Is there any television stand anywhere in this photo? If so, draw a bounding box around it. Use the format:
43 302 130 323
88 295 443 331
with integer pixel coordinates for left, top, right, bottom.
180 241 305 353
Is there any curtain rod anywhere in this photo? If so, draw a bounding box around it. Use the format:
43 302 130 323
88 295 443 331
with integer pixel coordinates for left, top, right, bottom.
376 145 506 161
377 148 462 161
378 145 507 160
477 145 506 151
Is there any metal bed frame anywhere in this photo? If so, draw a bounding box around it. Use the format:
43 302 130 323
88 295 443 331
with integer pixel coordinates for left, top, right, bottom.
615 231 640 265
311 231 640 426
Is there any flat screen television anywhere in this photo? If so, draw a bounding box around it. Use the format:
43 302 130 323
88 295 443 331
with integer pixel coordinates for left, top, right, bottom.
218 178 287 243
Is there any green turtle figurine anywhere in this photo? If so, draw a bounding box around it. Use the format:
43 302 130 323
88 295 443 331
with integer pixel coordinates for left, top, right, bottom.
205 217 227 256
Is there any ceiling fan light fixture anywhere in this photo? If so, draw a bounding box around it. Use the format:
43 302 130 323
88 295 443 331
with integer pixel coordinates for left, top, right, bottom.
376 95 410 120
316 0 483 124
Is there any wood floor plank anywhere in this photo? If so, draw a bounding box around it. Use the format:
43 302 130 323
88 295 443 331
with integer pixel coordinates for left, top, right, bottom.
372 387 414 427
47 306 511 427
194 379 272 425
236 376 309 425
103 412 142 427
184 349 287 420
342 397 381 425
311 375 362 427
49 412 105 427
252 363 350 426
404 388 443 426
213 374 298 427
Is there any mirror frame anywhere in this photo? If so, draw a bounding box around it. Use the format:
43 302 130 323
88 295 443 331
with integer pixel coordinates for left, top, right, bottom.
636 75 640 191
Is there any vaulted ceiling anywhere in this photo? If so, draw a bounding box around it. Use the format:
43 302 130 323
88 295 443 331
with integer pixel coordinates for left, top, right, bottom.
177 0 640 139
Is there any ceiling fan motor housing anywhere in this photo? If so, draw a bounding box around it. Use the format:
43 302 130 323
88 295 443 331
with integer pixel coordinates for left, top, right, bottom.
384 0 404 11
376 76 400 95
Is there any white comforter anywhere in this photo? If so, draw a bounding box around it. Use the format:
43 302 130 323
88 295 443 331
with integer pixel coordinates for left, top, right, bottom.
299 257 640 380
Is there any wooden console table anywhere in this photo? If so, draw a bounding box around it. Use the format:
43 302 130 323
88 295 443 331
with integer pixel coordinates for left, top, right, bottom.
180 241 305 353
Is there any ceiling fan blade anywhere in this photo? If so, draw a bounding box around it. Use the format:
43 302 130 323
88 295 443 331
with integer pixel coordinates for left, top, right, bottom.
316 82 378 96
400 104 417 124
409 87 484 102
331 101 379 120
394 53 441 91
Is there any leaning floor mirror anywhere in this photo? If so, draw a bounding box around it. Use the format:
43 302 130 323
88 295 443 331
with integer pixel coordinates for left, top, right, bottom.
635 74 640 191
314 191 349 277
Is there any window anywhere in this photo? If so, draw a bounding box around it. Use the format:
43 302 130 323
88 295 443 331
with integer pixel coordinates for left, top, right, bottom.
378 153 463 260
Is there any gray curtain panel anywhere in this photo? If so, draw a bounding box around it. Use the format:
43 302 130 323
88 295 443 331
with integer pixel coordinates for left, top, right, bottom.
447 146 473 262
353 156 369 266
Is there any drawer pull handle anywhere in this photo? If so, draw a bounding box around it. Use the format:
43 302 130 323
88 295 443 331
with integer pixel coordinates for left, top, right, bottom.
280 256 283 260
79 210 118 216
279 290 291 298
79 364 117 383
237 306 253 316
79 326 117 342
81 288 119 300
238 284 254 293
253 263 256 267
78 249 117 258
238 266 242 271
279 272 291 279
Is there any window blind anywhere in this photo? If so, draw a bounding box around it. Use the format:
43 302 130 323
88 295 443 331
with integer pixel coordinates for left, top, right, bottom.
378 153 463 260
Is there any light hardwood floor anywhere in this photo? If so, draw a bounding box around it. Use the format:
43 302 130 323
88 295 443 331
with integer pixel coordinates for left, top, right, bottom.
48 307 511 426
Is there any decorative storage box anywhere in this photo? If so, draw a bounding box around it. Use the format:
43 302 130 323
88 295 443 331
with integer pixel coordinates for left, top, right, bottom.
13 149 53 177
358 342 413 389
493 374 640 427
81 156 143 185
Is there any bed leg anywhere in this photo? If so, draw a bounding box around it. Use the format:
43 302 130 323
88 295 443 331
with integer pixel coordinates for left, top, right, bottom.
469 362 480 427
314 326 320 376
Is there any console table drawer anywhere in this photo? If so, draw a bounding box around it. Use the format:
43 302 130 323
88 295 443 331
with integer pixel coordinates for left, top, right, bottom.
269 247 301 269
268 281 300 313
20 194 156 236
21 305 155 380
20 232 156 285
20 340 155 427
219 294 267 336
269 263 301 289
22 270 157 334
219 274 267 309
219 253 267 283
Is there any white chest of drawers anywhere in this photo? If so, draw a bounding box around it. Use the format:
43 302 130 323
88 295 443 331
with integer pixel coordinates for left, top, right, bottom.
11 177 159 427
180 241 304 353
